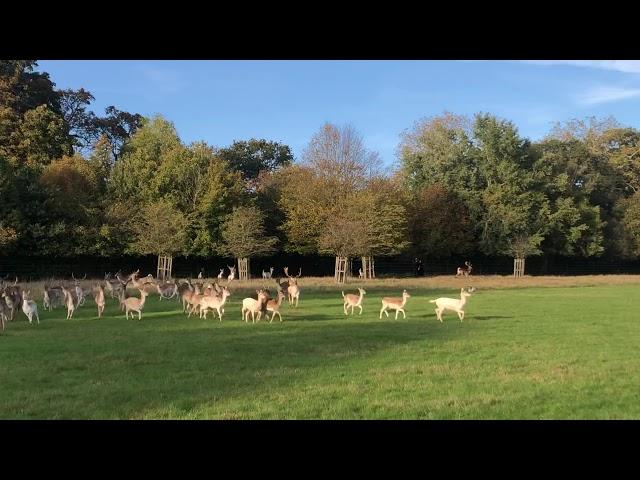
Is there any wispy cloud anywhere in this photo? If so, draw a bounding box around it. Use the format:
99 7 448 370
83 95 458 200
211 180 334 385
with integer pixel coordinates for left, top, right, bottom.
523 60 640 75
576 86 640 106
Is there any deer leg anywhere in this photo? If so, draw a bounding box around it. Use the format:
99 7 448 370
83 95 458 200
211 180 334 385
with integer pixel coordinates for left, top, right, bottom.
402 309 406 319
379 306 385 319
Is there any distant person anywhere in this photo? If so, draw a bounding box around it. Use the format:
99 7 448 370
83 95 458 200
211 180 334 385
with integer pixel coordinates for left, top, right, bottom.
414 258 424 277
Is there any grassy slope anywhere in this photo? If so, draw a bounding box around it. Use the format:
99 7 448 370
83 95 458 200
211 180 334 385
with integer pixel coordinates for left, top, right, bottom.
1 284 639 419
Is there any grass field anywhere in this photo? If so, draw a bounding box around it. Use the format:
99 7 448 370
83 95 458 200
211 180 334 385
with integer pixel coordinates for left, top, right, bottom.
1 276 640 419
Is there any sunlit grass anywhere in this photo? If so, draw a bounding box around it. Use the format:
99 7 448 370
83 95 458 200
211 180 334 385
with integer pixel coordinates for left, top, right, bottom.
1 279 639 419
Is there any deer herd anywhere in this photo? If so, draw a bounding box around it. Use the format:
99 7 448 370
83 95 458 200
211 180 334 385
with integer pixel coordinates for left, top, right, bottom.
0 262 478 334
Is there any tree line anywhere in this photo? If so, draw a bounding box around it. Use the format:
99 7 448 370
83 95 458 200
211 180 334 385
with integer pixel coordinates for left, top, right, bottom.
2 61 640 278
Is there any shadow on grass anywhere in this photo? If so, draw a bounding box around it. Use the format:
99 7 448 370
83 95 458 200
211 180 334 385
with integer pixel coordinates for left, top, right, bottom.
0 310 474 419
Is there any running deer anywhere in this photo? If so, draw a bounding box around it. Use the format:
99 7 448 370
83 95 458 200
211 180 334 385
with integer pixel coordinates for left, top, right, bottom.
157 281 178 301
61 286 76 319
284 267 301 307
380 290 411 320
124 289 150 320
198 286 231 321
43 283 64 311
93 284 105 318
262 267 274 279
242 289 269 323
266 290 286 323
429 287 474 322
21 290 40 325
456 261 473 277
72 273 87 306
342 288 366 315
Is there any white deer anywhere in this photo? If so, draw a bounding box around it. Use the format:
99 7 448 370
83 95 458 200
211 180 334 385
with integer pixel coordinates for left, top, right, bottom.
218 269 225 280
380 290 411 320
429 287 474 322
124 289 150 320
262 267 274 279
198 286 231 321
228 265 236 282
21 290 40 325
342 288 366 315
241 289 269 323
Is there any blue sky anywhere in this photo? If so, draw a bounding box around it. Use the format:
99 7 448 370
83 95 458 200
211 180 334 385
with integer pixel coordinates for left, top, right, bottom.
38 60 640 166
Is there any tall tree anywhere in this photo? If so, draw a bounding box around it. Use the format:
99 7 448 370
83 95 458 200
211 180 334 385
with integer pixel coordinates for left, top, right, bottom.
218 139 293 187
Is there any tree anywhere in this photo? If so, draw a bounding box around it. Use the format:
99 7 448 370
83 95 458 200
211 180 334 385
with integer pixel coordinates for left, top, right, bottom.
58 88 97 152
398 112 477 193
129 199 189 258
92 106 143 161
406 183 473 259
218 139 293 187
219 205 278 280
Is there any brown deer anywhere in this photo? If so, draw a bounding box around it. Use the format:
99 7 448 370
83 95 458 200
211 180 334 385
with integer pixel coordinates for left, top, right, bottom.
93 284 106 318
380 290 411 320
342 288 366 315
266 290 286 323
283 267 301 307
456 261 473 277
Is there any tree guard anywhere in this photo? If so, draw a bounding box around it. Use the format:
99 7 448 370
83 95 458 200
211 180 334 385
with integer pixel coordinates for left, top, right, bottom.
513 258 525 278
335 256 348 283
157 255 173 281
238 258 250 281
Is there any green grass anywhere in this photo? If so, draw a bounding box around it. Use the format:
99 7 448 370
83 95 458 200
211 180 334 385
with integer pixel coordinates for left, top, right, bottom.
1 284 639 419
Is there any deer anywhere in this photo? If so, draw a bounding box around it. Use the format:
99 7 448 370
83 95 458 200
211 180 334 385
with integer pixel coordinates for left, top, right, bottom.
43 282 64 311
284 267 301 307
93 284 105 318
185 283 206 317
0 295 9 333
72 273 88 306
218 269 225 280
227 265 236 282
18 290 40 325
157 280 178 301
242 289 269 323
262 267 274 279
456 261 473 277
358 268 365 279
429 287 474 322
379 290 411 320
265 290 286 323
180 280 196 312
198 286 231 321
1 277 21 321
123 289 149 320
342 288 366 315
60 285 76 320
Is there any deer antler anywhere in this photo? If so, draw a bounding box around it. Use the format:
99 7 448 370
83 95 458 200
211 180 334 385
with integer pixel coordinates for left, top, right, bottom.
296 268 302 278
284 266 289 277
